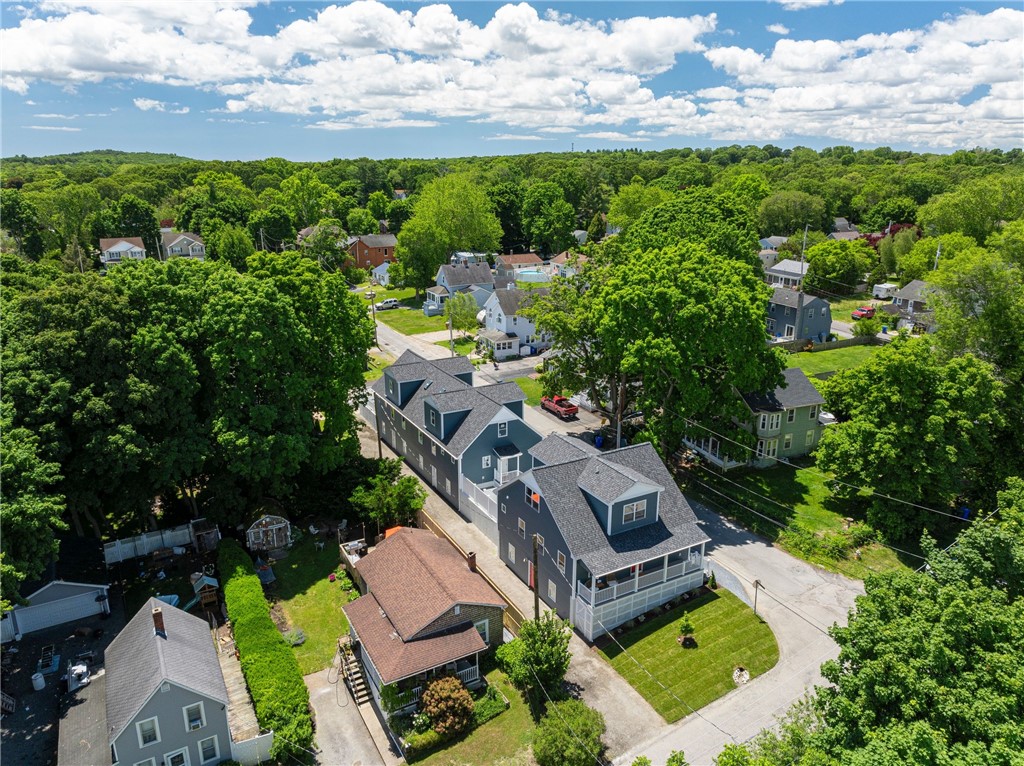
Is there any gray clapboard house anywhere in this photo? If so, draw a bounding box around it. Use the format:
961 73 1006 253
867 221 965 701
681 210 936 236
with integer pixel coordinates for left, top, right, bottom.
496 435 709 641
58 597 270 766
371 351 544 543
767 287 832 342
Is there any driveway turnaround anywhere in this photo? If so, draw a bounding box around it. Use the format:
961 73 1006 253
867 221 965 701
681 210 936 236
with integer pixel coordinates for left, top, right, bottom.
615 505 864 766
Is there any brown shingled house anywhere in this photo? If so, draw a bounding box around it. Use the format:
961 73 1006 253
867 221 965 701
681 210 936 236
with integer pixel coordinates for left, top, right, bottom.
342 528 506 716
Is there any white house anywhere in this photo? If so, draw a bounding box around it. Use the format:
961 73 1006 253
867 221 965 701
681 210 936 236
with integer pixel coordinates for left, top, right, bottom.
423 262 500 316
161 232 206 261
765 259 808 289
550 251 588 278
371 261 391 287
479 286 550 360
99 237 146 267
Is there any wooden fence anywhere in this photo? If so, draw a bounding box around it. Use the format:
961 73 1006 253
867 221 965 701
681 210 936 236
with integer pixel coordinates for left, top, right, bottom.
416 507 526 637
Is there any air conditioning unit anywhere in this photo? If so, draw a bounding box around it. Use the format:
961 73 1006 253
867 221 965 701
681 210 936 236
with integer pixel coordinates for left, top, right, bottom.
189 719 203 731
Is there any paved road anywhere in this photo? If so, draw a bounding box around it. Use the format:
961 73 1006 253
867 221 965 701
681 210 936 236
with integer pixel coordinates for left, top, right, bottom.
614 505 864 766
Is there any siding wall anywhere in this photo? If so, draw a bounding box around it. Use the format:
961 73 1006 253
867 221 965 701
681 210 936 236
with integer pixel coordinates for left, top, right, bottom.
112 685 231 766
496 482 573 621
461 421 542 487
607 490 660 536
375 394 460 507
416 604 505 647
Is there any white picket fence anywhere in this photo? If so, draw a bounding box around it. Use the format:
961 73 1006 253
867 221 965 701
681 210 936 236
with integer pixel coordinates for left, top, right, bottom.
103 525 193 565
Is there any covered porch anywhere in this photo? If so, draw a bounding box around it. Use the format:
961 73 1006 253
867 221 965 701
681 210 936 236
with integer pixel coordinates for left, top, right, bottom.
572 545 706 641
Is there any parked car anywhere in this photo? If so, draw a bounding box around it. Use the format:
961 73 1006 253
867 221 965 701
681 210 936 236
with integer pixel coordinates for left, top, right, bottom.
374 298 400 310
851 305 875 320
541 395 579 420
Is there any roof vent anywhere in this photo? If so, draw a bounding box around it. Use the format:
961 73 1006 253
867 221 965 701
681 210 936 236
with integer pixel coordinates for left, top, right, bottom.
423 380 433 390
379 607 387 619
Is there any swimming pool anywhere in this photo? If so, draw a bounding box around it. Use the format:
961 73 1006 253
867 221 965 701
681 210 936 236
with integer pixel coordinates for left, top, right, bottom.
517 268 552 283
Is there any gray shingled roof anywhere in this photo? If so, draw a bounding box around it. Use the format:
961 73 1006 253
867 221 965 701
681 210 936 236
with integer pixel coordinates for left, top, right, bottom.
58 671 108 766
439 262 494 288
577 457 662 504
741 367 824 413
353 234 397 248
770 287 828 310
894 279 931 303
768 259 808 277
105 598 228 743
529 443 709 576
160 231 203 249
372 351 529 456
529 433 599 466
492 287 549 316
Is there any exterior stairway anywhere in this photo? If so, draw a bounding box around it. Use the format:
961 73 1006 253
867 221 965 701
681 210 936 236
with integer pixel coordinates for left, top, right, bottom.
339 640 371 705
1 690 16 716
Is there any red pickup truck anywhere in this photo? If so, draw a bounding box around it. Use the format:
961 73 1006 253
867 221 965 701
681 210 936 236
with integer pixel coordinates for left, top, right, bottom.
541 395 579 419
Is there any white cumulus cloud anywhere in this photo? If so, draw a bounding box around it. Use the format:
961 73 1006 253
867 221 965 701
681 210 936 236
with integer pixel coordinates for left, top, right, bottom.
766 23 790 35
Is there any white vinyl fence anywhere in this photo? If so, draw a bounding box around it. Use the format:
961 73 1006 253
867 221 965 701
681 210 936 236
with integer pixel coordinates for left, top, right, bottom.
231 731 274 765
103 524 193 565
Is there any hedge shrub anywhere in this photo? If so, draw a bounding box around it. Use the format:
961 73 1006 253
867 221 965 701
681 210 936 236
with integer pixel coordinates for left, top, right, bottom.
219 539 313 759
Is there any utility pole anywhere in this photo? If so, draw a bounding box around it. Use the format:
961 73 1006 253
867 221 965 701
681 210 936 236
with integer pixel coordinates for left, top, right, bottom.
447 317 455 357
259 227 267 252
365 289 379 348
532 533 540 621
933 241 942 271
753 579 762 617
795 223 809 342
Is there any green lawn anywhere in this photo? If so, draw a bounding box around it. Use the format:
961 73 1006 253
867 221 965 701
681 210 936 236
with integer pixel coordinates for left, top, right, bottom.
271 537 356 675
435 337 478 356
599 590 778 723
414 668 535 765
828 292 877 318
787 344 879 376
688 464 911 578
512 376 544 406
363 285 417 304
364 350 396 383
377 307 449 335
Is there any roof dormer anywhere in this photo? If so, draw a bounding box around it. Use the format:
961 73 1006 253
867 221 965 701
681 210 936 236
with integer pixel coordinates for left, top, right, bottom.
576 457 663 535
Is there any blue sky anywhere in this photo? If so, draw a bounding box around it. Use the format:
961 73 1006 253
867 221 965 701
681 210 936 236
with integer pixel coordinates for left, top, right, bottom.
2 1 1021 161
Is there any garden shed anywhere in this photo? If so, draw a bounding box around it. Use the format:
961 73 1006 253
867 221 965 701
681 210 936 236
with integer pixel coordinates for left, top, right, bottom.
1 581 110 643
246 514 291 551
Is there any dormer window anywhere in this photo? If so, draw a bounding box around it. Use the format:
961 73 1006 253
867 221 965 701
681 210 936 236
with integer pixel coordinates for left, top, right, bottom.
623 500 647 524
430 410 437 426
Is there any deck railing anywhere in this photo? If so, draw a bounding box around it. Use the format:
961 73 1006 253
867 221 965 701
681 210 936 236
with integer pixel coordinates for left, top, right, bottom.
576 555 703 606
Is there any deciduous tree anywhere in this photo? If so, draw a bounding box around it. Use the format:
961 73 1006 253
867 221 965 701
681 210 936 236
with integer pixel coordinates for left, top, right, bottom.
533 699 606 766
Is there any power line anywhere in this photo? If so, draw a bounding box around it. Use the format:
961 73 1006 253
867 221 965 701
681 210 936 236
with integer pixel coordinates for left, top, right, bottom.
526 663 604 766
690 461 927 562
682 418 971 524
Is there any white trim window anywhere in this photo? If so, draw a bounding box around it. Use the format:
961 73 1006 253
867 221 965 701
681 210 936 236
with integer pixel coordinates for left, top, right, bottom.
164 749 190 766
482 455 492 469
429 410 436 426
805 429 816 447
198 736 219 765
445 478 452 494
536 533 544 550
557 551 566 575
417 431 424 445
767 318 775 332
518 518 526 539
133 759 156 766
183 701 205 732
547 580 557 601
622 499 647 524
809 405 819 420
756 439 778 460
498 422 508 437
431 443 437 456
507 543 515 563
787 409 795 423
136 717 161 748
783 433 793 451
474 619 490 645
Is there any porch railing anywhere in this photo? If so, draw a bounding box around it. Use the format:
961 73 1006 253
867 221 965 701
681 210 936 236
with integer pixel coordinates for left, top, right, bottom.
462 480 497 521
494 468 520 485
456 665 479 685
576 555 704 606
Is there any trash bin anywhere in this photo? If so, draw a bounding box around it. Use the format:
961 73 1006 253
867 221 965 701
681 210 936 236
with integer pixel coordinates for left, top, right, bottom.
594 435 604 449
881 326 888 334
32 672 45 691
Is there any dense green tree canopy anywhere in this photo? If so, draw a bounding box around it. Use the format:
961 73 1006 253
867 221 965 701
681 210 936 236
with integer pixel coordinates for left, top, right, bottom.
818 336 1005 540
803 238 875 296
522 181 576 255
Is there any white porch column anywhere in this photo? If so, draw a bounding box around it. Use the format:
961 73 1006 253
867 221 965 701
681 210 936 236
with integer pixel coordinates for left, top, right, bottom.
662 554 669 583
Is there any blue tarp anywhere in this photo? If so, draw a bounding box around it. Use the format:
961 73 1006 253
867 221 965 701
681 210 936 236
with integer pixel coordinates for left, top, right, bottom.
254 557 276 584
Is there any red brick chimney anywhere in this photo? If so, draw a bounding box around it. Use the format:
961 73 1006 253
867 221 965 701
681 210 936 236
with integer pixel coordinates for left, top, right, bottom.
467 552 477 572
152 607 166 637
